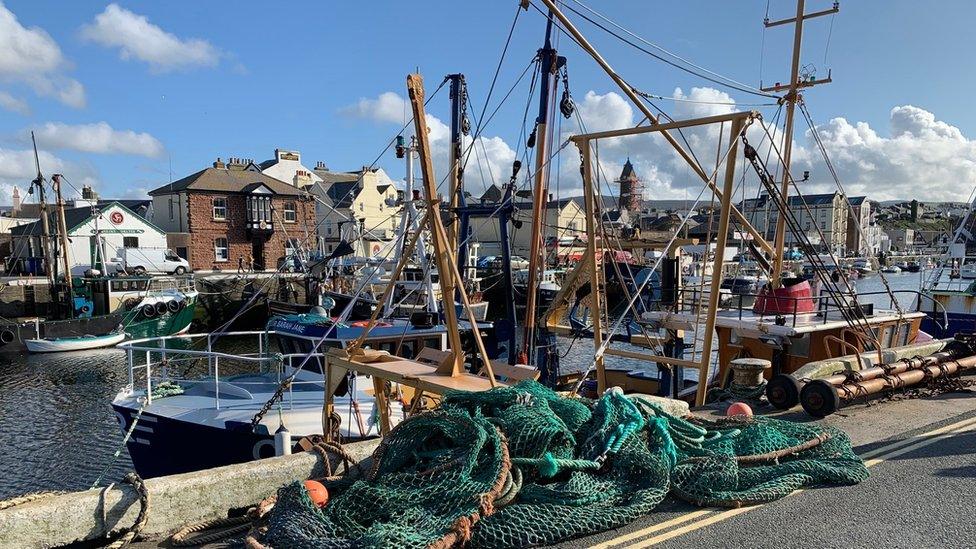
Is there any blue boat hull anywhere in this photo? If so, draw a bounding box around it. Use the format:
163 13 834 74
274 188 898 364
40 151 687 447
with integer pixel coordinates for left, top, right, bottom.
920 311 976 339
112 404 277 479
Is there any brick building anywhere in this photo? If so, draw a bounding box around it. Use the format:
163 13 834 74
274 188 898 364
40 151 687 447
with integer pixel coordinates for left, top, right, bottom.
149 157 315 271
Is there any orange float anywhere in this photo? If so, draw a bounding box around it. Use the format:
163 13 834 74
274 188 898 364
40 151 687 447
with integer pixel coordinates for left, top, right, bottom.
726 402 753 417
304 480 329 508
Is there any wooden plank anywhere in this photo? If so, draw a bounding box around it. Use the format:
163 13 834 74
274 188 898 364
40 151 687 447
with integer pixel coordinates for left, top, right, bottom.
604 348 701 369
490 361 540 382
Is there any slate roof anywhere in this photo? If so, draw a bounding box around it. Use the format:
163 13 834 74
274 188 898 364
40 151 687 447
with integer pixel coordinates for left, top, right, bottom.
618 158 636 180
149 166 302 196
786 192 839 206
313 168 360 185
324 182 361 209
9 202 160 237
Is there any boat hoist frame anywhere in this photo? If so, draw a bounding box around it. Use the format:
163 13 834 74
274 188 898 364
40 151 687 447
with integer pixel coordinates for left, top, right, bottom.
570 111 757 406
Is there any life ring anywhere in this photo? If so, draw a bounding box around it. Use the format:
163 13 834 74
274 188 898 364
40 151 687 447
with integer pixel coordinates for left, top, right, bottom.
154 301 168 316
142 304 158 318
350 320 392 328
166 300 181 314
0 329 14 344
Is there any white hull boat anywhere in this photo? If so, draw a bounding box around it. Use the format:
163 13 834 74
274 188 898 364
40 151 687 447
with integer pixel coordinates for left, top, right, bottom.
26 331 127 353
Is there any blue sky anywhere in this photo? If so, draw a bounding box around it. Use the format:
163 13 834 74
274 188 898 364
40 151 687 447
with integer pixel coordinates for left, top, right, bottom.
2 1 976 205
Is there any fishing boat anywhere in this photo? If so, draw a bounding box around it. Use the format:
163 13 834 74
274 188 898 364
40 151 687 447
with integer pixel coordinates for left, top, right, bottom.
111 319 453 477
852 258 874 275
3 274 198 354
1 143 198 353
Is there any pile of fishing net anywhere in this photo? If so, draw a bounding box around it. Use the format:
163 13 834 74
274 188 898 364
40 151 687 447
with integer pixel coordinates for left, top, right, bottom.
252 381 868 548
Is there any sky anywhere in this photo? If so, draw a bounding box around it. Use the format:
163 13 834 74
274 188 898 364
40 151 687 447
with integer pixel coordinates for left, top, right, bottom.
2 0 976 207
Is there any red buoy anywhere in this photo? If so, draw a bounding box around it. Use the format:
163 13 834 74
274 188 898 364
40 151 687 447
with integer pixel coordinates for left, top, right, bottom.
304 480 329 508
726 402 753 417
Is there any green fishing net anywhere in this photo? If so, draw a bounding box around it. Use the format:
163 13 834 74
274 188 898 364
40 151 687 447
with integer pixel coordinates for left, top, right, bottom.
257 381 868 548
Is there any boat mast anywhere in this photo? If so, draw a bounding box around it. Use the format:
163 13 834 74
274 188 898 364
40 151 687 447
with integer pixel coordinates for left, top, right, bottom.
764 0 838 284
30 132 57 289
390 135 437 315
407 73 467 372
535 0 774 257
52 174 74 312
447 74 468 258
521 11 563 361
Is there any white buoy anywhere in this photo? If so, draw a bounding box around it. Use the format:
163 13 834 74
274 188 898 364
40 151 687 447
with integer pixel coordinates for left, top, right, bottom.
274 425 291 456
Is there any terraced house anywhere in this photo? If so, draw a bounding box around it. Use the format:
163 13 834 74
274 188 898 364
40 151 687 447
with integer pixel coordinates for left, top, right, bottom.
149 157 315 271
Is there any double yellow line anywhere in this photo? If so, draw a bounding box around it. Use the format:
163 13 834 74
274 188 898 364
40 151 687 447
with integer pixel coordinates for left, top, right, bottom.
594 414 976 548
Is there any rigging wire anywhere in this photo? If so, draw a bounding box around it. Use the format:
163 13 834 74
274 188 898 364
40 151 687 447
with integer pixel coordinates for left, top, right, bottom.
552 0 779 99
566 0 770 96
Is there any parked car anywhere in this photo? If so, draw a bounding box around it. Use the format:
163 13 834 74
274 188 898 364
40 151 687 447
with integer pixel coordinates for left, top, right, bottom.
110 248 190 275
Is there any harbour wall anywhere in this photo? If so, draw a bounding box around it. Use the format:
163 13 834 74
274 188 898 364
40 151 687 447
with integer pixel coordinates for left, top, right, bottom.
0 438 380 548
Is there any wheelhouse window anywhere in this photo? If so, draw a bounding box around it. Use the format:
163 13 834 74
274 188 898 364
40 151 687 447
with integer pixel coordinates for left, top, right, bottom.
212 197 227 220
283 201 297 222
123 237 139 248
214 237 229 262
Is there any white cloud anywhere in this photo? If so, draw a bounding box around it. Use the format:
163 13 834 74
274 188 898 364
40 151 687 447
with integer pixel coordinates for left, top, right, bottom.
343 88 976 204
0 147 101 205
808 105 976 201
80 4 220 72
561 88 976 203
26 122 164 158
0 2 85 108
341 92 515 194
0 91 29 115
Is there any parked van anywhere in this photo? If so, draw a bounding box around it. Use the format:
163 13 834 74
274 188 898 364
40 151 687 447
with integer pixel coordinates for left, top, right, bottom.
111 248 190 275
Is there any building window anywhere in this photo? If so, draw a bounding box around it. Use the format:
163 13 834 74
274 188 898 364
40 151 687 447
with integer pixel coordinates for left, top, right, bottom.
283 201 297 222
247 196 271 224
123 237 139 248
212 197 227 220
214 237 228 262
168 198 174 220
325 220 333 236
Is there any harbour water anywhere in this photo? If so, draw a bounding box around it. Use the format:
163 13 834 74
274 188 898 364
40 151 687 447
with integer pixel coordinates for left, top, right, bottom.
0 272 927 499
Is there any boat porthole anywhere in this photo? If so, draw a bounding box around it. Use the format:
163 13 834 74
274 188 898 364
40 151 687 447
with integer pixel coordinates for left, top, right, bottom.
253 439 276 460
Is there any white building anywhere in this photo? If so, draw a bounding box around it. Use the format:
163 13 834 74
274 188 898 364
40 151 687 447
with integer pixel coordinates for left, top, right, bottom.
258 149 323 188
10 201 168 275
308 167 400 256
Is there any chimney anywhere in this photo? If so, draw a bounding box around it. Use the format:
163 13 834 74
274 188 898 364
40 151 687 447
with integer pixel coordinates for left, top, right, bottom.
548 193 554 203
12 186 20 212
213 157 226 169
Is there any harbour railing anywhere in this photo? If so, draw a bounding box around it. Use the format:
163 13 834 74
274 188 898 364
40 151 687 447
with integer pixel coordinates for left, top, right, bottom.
656 288 946 329
118 329 330 411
